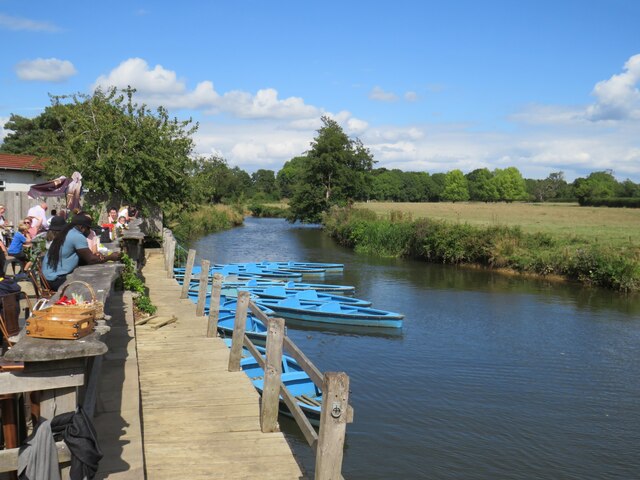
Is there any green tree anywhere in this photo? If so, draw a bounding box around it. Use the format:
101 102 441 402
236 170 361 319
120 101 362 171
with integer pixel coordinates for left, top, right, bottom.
442 169 470 202
466 168 498 202
288 116 375 222
3 87 196 207
573 170 620 204
276 156 307 199
189 155 235 203
491 167 528 202
429 173 446 201
251 169 278 200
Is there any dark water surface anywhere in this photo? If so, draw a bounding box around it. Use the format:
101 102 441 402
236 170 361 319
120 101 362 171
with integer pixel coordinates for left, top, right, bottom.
193 217 640 480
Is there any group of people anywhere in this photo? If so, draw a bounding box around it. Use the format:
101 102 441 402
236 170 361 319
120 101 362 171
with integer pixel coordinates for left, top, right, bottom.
0 202 125 290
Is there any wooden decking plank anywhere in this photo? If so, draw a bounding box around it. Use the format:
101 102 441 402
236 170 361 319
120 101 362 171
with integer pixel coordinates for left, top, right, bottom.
136 251 306 479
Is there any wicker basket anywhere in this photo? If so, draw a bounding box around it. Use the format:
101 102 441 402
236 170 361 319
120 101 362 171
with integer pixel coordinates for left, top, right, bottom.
26 281 101 339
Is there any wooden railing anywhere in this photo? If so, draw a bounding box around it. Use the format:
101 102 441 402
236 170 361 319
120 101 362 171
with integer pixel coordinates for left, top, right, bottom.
165 232 352 480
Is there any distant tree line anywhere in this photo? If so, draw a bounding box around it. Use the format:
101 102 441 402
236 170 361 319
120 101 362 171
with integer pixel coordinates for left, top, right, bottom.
2 88 639 223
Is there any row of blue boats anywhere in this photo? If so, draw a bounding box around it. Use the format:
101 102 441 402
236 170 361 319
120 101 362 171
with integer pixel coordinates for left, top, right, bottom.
176 259 404 426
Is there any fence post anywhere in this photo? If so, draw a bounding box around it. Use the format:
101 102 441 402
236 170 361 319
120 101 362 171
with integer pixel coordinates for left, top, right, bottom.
166 237 176 279
179 249 197 299
261 317 285 432
195 260 210 317
228 291 250 372
207 273 224 337
315 372 350 480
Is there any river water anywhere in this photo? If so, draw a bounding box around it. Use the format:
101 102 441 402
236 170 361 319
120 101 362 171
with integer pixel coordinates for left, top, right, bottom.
192 217 640 480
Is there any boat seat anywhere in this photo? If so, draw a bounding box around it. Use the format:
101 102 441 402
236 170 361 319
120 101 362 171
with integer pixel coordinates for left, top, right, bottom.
296 290 319 301
318 302 342 313
280 297 301 308
264 286 287 296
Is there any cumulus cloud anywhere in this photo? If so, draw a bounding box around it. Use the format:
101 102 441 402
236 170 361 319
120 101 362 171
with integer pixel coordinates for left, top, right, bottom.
0 13 60 32
15 58 77 82
586 54 640 121
94 58 319 119
369 86 398 102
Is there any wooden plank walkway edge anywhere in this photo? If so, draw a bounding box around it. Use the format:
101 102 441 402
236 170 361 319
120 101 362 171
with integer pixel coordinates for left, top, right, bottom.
136 249 307 479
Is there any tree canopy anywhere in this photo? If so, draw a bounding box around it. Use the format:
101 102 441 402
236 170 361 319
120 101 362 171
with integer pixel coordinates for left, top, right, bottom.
288 116 375 222
2 87 197 208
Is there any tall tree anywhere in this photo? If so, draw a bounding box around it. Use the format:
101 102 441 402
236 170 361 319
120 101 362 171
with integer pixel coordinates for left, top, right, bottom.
276 156 307 199
491 167 528 202
466 168 498 202
2 87 197 207
442 169 470 202
288 116 375 222
251 169 278 199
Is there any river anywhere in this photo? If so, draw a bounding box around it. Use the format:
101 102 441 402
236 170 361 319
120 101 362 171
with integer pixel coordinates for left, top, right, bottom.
192 217 640 480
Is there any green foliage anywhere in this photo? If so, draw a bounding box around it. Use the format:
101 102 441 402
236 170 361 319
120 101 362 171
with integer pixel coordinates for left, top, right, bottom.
3 87 197 209
579 197 640 208
251 169 279 200
491 167 528 202
442 169 470 202
288 117 375 222
573 170 620 204
247 203 288 218
466 168 499 202
168 204 243 244
323 207 640 292
118 252 157 314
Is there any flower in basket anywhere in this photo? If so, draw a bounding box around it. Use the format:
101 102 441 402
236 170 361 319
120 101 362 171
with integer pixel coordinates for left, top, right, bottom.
55 296 78 306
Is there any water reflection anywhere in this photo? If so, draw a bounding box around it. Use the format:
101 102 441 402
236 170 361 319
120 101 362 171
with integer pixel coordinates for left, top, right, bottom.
193 217 640 480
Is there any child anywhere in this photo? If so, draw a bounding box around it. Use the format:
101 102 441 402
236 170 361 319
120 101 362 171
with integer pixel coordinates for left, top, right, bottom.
115 215 128 236
7 224 32 279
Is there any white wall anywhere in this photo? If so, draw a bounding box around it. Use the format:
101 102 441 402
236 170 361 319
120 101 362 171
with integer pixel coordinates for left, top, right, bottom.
0 170 45 192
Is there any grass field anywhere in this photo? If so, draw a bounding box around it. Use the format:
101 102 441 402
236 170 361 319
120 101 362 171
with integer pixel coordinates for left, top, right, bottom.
356 202 640 249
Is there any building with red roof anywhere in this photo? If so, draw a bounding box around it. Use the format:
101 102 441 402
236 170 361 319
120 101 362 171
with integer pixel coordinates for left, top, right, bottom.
0 153 46 192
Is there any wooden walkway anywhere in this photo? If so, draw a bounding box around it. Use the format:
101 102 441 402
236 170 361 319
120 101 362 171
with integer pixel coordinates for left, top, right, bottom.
136 250 307 479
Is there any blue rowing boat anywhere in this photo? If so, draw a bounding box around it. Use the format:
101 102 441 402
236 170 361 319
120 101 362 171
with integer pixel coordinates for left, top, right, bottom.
223 339 322 425
255 297 404 328
217 313 268 346
241 286 371 307
220 261 344 274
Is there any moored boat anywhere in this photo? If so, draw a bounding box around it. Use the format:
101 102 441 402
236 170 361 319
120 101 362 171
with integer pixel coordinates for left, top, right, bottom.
241 286 371 307
255 297 404 328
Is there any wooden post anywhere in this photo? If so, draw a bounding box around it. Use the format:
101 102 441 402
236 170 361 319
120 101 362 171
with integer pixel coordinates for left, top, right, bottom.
261 317 284 432
166 238 176 279
315 372 350 480
207 273 224 337
179 249 197 299
195 260 210 317
163 231 170 271
228 291 250 372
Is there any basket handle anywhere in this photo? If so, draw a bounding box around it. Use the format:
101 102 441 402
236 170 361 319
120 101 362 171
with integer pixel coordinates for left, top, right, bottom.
59 280 97 303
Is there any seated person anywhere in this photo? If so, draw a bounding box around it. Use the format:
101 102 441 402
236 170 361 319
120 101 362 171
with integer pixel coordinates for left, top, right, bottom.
115 215 128 236
7 224 32 278
106 207 118 224
42 214 121 291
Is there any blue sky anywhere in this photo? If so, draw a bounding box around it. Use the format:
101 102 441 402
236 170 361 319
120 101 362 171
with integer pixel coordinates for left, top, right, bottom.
1 0 639 181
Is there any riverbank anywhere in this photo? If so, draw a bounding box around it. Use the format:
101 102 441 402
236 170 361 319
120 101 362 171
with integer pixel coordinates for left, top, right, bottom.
323 207 640 292
167 204 244 243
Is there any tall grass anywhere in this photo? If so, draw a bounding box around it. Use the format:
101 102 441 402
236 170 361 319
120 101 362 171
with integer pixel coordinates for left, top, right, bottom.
323 207 640 292
169 204 244 243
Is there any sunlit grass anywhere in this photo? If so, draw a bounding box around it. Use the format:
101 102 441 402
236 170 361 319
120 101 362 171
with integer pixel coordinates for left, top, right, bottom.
356 202 640 248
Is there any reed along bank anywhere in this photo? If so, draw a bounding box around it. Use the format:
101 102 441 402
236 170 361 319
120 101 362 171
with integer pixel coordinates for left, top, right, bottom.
322 207 640 292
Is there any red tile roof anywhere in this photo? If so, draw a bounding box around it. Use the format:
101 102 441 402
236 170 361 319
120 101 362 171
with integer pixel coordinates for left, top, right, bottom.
0 153 46 171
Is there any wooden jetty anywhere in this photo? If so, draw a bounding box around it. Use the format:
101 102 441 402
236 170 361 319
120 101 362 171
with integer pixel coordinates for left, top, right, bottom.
136 250 308 479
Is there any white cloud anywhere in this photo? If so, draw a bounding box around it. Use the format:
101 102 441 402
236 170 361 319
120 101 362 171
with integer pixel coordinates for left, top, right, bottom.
586 54 640 121
94 58 319 119
0 13 60 32
369 86 398 102
0 117 10 142
15 58 77 82
404 91 418 102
